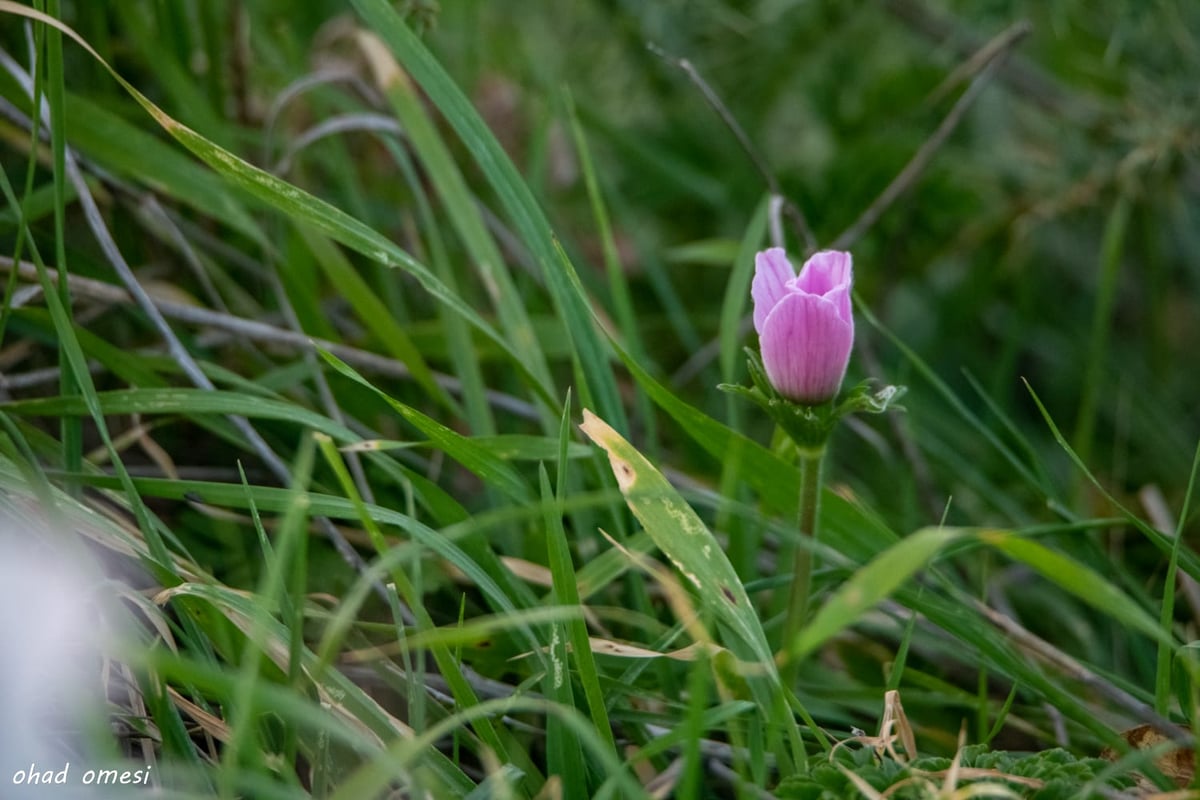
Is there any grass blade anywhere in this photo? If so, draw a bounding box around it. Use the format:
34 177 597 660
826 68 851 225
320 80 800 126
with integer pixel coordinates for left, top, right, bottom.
791 526 965 660
579 408 816 770
350 0 627 434
544 394 618 766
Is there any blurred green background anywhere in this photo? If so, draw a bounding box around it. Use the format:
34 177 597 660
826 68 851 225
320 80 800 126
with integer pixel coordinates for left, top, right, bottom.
11 1 1197 515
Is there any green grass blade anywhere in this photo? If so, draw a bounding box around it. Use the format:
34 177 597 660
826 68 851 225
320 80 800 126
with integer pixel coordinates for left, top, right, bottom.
579 409 815 768
0 387 361 441
317 349 534 504
544 394 618 765
330 696 645 800
297 226 457 412
538 466 590 798
0 3 554 411
1157 441 1200 714
41 0 84 494
367 42 554 400
219 436 316 795
564 89 661 450
0 163 170 572
350 0 627 434
563 89 651 390
1024 379 1200 580
349 435 593 461
791 526 966 660
150 583 474 793
857 299 1061 506
1072 194 1130 479
981 530 1173 649
313 434 535 788
720 198 768 384
378 136 496 437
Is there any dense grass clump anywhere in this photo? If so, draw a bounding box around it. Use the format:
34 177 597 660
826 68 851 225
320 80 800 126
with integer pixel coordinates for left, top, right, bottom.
1 1 1198 797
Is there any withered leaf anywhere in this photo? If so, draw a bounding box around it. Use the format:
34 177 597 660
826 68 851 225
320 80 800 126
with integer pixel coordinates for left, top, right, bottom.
1100 724 1194 790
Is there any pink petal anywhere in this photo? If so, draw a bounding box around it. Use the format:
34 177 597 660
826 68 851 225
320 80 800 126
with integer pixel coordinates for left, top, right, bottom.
795 250 853 323
759 291 854 404
751 247 795 334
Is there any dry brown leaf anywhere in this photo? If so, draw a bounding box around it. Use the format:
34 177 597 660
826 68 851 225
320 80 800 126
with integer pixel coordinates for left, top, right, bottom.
532 775 563 800
168 686 232 744
1100 723 1195 791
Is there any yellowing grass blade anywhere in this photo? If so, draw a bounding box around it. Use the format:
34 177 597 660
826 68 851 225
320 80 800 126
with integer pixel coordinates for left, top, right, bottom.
579 409 771 669
579 409 822 767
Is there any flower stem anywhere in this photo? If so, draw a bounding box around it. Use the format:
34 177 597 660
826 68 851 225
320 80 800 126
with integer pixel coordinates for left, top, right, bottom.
782 446 825 685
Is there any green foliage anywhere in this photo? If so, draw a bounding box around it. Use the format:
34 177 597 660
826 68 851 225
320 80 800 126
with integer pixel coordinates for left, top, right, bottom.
1 0 1198 797
721 347 906 452
777 745 1133 799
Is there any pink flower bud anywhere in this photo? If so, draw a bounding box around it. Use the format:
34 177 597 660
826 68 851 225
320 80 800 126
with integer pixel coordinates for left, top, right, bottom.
751 248 854 404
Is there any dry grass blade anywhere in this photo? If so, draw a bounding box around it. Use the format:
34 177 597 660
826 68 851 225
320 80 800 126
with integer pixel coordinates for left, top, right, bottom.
831 689 918 764
644 757 684 799
597 527 713 653
167 686 232 745
582 637 719 661
970 598 1188 745
646 43 817 253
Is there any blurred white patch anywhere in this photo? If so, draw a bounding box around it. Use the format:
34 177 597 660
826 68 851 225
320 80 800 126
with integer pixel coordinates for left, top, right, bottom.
0 513 139 798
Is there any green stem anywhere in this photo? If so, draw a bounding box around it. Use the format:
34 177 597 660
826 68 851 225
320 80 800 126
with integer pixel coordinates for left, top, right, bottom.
782 446 825 685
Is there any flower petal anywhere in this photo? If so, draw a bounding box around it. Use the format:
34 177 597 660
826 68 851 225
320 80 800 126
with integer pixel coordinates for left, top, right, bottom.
751 247 795 334
795 250 853 323
759 290 854 404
